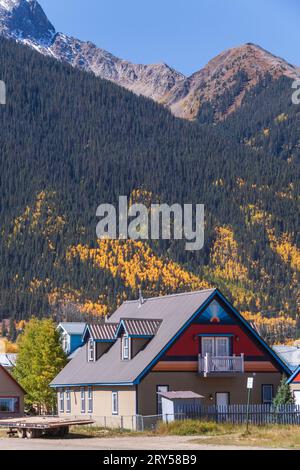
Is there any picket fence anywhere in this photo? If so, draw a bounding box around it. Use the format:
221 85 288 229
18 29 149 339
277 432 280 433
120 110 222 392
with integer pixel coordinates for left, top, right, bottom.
161 403 300 426
68 405 300 431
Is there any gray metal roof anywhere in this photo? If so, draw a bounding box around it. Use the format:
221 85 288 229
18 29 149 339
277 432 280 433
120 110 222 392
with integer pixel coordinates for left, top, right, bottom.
158 391 204 400
0 354 17 368
51 288 216 387
88 323 118 341
57 323 86 336
121 318 162 337
273 346 300 371
67 346 84 360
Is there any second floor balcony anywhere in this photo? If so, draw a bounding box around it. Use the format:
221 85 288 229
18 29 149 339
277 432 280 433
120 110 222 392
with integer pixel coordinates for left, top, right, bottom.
199 353 245 377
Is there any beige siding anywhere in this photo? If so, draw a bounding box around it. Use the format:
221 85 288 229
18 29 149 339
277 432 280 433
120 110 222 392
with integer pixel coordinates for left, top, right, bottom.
57 386 136 428
0 366 24 417
137 371 282 415
290 383 300 398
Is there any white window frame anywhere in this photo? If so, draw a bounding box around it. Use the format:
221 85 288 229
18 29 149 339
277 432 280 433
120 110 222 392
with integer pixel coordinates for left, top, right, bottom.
122 335 130 360
59 389 64 413
88 387 93 414
62 334 69 354
66 388 71 414
81 388 86 414
88 339 95 362
112 391 119 415
201 336 230 357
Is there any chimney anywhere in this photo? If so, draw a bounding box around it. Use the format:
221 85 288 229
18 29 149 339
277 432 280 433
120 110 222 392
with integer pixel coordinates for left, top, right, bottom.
138 288 144 308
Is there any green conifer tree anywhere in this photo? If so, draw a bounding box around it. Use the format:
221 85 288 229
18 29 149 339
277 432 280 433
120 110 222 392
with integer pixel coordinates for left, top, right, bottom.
273 376 295 406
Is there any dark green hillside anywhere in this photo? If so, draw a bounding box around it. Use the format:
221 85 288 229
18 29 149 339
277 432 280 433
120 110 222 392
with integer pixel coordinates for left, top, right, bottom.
0 37 298 325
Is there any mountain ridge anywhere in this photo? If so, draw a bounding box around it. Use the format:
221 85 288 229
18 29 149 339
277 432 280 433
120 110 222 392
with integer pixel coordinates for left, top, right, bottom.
0 0 299 120
0 35 298 326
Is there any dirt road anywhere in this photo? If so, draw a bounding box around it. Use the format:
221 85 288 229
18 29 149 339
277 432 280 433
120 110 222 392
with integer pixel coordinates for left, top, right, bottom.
0 435 277 450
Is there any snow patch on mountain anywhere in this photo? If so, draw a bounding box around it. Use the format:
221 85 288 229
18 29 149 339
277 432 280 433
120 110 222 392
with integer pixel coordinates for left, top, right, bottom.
0 0 299 120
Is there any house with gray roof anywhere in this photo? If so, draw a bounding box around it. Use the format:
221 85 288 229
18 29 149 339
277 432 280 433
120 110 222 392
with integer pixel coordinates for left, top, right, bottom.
51 289 290 425
0 353 17 371
57 323 86 357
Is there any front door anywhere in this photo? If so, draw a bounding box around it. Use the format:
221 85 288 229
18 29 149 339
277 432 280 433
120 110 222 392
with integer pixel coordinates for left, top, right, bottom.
216 392 229 407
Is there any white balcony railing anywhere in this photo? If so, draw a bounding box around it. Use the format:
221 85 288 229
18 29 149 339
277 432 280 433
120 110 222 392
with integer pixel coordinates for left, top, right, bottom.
198 354 244 376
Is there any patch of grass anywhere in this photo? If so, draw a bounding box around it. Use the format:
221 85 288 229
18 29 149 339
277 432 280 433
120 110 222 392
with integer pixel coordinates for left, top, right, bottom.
155 420 236 436
69 425 141 439
192 424 300 449
69 421 300 449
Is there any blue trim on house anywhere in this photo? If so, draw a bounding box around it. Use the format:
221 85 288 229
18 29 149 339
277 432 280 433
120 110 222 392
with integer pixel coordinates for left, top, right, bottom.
133 290 218 385
216 290 292 377
52 288 291 389
95 339 115 343
115 320 154 339
197 334 234 337
82 324 91 343
287 365 300 384
115 319 126 338
129 334 153 339
133 289 291 384
50 382 134 388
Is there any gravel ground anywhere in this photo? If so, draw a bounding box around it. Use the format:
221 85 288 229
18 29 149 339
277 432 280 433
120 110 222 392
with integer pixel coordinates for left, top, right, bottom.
0 435 278 450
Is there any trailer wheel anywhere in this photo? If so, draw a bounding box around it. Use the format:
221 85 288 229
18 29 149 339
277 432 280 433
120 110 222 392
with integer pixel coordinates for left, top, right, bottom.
58 426 69 437
17 429 26 439
26 429 42 439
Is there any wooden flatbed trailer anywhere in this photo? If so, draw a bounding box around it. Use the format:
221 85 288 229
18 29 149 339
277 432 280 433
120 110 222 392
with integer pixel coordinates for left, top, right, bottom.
0 416 94 439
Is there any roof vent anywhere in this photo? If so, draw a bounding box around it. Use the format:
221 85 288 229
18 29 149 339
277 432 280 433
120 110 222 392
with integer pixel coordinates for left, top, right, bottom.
138 288 145 308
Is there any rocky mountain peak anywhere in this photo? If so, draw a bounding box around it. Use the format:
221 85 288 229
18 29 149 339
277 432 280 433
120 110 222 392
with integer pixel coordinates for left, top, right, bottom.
0 1 298 121
167 43 300 120
0 0 55 45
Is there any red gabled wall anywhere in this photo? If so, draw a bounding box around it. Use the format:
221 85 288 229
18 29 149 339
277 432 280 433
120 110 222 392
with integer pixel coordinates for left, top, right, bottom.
292 373 300 383
164 323 265 358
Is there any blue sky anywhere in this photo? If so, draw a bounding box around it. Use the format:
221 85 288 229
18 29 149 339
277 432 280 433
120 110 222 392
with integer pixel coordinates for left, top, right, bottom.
39 0 300 76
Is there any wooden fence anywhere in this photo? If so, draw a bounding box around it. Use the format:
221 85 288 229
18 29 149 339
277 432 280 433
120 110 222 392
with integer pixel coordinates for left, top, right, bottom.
171 404 300 426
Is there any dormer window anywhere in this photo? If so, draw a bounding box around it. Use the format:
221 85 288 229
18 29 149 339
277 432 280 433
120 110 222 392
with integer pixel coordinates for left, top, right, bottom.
122 335 130 361
88 339 95 362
